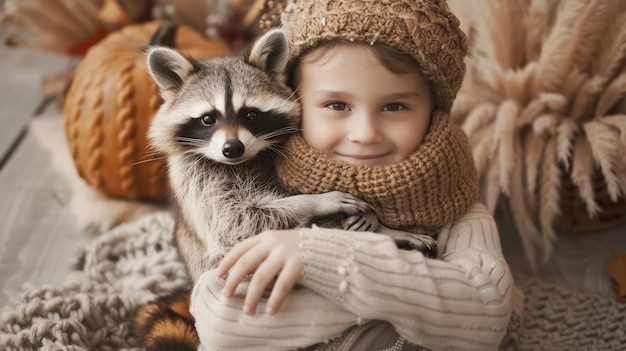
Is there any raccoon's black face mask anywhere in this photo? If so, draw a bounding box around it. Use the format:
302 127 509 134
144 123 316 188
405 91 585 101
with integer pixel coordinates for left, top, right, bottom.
146 29 301 165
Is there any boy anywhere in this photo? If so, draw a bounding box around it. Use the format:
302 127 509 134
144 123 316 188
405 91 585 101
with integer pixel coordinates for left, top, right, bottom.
191 1 515 350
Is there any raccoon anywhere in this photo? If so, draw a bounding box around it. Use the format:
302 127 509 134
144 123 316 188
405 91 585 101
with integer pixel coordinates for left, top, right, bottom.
132 28 440 350
144 29 377 283
132 29 378 350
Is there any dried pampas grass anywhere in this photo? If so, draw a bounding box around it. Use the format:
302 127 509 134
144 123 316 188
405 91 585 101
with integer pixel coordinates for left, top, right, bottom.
0 0 258 54
451 0 626 266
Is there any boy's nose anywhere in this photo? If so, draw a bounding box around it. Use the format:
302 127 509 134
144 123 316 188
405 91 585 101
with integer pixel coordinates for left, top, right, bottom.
347 111 383 144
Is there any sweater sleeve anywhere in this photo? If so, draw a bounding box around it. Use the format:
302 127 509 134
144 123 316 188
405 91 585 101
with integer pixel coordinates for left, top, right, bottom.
190 203 514 351
297 202 514 350
191 271 359 351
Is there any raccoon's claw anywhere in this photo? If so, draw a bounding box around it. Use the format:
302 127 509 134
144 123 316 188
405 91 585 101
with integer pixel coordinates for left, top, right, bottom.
342 212 379 232
327 191 374 214
390 233 438 257
341 197 375 213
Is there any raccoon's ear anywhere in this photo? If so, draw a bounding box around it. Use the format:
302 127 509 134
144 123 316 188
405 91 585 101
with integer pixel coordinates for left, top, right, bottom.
146 47 195 100
248 29 289 79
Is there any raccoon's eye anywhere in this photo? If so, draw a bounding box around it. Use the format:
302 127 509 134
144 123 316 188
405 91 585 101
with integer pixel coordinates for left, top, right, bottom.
201 114 216 126
246 111 258 121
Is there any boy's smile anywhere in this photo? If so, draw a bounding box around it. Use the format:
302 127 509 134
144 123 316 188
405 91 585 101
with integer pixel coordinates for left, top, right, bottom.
296 43 434 166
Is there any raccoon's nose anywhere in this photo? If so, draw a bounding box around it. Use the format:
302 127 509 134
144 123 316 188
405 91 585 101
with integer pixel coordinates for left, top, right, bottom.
222 140 245 158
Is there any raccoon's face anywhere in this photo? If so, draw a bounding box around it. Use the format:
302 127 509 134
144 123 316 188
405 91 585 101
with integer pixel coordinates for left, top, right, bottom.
147 29 300 165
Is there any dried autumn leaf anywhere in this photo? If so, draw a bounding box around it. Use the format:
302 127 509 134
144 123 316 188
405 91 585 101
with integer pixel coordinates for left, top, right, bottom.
606 249 626 302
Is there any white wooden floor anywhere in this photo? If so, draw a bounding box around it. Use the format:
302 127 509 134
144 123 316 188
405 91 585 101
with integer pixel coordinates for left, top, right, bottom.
0 19 626 312
0 24 91 307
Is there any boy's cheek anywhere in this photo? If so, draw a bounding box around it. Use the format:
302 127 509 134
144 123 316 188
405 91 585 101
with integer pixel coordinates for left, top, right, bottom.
302 129 334 154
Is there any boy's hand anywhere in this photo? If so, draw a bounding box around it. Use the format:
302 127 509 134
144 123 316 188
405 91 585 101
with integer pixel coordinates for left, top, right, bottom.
216 229 305 315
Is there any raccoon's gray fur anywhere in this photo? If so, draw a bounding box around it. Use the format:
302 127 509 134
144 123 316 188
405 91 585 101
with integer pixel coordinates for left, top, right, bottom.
146 29 378 282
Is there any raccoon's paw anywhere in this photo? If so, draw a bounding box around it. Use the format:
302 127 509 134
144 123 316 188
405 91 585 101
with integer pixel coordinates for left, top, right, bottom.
342 212 379 232
318 191 374 216
392 233 438 258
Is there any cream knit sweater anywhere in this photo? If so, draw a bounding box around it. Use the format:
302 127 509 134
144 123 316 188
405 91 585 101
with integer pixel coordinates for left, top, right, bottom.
190 203 515 351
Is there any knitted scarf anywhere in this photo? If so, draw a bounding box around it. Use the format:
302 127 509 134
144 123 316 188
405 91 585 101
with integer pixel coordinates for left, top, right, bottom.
276 111 478 236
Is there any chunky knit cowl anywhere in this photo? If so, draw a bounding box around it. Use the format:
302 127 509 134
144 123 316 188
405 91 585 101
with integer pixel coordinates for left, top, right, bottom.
276 111 478 236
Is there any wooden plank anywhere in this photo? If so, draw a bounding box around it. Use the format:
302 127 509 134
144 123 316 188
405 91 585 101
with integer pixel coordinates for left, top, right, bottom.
0 23 79 307
0 112 89 307
0 26 72 162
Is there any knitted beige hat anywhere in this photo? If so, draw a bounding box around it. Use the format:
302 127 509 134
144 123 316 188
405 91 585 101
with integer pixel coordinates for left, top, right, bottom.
281 0 468 113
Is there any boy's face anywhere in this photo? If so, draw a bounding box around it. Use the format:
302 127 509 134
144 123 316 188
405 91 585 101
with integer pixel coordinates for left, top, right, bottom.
296 45 434 166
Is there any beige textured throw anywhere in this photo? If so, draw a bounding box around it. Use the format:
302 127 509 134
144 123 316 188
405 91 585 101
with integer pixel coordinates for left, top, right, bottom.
1 212 626 350
276 111 478 236
0 212 190 351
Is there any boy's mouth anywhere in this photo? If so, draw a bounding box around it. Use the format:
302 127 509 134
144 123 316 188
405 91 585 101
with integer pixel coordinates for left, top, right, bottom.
334 151 393 165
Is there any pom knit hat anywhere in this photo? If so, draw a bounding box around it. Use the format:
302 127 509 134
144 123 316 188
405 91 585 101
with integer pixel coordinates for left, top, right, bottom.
281 0 468 113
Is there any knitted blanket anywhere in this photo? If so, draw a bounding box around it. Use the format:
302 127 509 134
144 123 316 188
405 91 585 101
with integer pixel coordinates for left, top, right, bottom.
1 212 625 351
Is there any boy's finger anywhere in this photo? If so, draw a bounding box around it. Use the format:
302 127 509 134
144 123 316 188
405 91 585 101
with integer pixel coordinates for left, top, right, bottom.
217 235 261 277
243 258 282 314
222 247 267 298
265 259 302 315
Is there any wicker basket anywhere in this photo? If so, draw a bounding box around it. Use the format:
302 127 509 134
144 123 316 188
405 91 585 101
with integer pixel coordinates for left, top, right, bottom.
555 168 626 233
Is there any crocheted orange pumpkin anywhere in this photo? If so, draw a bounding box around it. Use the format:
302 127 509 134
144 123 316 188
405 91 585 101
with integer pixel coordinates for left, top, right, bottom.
64 21 232 201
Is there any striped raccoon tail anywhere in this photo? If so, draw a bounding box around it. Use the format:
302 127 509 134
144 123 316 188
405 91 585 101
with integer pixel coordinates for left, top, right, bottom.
132 289 199 351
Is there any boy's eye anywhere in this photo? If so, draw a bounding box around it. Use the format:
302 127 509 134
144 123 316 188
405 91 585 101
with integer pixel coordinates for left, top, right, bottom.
326 102 348 111
383 103 406 112
201 113 216 126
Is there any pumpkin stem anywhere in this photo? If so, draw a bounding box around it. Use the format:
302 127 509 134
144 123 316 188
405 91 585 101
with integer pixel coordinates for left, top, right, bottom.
145 21 179 49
